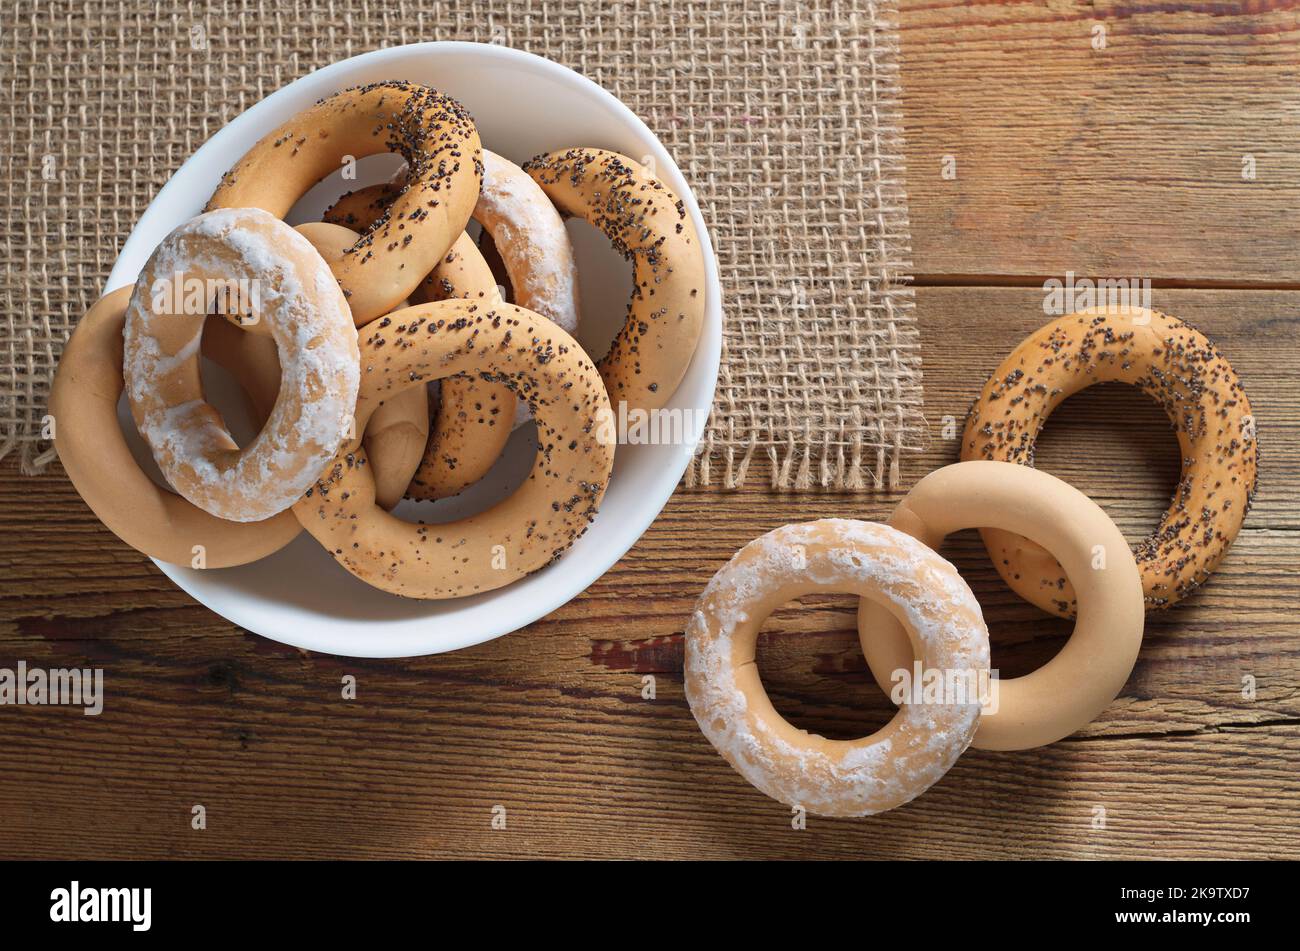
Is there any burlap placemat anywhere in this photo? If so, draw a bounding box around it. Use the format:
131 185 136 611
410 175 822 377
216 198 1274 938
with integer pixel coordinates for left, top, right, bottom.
1 0 923 490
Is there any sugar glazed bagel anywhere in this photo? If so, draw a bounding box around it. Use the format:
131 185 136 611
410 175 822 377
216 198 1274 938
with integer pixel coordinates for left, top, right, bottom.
51 287 301 567
961 306 1258 615
293 299 615 599
685 519 990 817
206 80 482 325
858 461 1145 751
524 149 705 411
476 149 581 428
476 149 580 337
123 208 359 522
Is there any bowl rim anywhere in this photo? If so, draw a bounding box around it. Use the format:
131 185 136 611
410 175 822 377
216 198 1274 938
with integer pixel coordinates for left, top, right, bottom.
102 40 723 657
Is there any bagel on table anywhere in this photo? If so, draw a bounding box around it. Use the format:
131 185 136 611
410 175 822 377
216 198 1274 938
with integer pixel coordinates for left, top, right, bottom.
961 306 1258 615
686 518 990 816
857 461 1145 751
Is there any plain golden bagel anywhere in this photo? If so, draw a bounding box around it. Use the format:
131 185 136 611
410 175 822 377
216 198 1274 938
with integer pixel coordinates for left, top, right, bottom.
961 306 1258 615
321 196 515 500
198 311 282 424
524 148 705 412
294 221 429 510
685 518 990 817
206 80 482 325
857 461 1145 751
123 208 359 522
407 232 515 499
292 299 615 600
51 287 301 567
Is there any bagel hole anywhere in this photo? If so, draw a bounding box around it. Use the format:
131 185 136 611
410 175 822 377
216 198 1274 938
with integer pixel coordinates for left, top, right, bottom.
198 346 265 450
930 530 1075 680
392 415 538 524
112 323 263 495
566 218 633 363
285 153 408 226
930 383 1180 680
1032 381 1182 549
754 594 897 741
115 391 173 492
476 228 515 304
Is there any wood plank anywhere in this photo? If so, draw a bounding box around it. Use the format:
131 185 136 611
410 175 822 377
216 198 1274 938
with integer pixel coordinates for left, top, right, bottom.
899 0 1300 283
1 286 1296 858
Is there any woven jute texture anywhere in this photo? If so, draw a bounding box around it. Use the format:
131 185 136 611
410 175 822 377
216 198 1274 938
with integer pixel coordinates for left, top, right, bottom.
1 0 923 489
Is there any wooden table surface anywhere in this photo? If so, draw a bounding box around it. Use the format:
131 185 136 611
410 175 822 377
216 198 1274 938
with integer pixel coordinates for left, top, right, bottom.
2 1 1298 859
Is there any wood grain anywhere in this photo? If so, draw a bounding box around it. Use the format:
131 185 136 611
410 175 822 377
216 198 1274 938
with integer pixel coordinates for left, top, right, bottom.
900 0 1300 283
1 286 1296 859
4 1 1300 859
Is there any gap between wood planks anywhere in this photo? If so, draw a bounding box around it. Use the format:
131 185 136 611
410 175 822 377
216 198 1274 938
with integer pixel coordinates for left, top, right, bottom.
911 273 1300 291
1065 718 1300 743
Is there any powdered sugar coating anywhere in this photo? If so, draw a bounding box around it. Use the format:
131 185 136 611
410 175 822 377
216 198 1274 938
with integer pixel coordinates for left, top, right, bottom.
477 151 579 429
123 208 359 522
684 518 989 817
478 150 579 334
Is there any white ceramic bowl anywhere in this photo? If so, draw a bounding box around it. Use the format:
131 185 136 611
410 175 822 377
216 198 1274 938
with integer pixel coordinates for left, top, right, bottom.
104 42 722 657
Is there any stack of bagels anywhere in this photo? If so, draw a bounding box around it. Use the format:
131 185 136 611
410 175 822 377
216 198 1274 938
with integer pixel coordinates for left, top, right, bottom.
50 79 707 599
